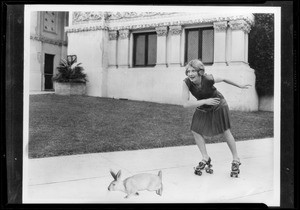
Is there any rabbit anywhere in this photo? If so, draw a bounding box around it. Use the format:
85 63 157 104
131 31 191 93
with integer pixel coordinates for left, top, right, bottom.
108 169 163 199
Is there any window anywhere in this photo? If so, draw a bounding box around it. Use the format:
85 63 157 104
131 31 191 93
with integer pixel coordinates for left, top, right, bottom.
133 32 157 67
185 27 214 65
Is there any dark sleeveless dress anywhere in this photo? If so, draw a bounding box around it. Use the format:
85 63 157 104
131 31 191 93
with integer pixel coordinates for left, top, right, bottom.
184 74 231 137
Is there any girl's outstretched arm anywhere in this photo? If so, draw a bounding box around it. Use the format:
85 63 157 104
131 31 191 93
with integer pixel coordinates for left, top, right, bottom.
213 75 252 89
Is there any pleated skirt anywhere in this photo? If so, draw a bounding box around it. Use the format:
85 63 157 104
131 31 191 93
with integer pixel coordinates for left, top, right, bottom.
190 99 231 137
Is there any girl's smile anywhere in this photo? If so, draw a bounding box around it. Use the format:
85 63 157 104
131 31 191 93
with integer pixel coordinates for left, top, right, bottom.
187 68 203 84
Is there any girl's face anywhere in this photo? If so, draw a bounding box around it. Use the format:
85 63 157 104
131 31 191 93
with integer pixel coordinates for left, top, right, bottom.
186 67 204 83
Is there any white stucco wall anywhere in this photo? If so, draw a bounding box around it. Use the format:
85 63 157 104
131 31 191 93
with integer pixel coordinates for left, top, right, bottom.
67 30 108 97
30 11 38 35
106 65 258 111
61 45 68 60
206 65 258 111
30 40 42 91
259 95 274 111
107 67 184 105
30 40 64 91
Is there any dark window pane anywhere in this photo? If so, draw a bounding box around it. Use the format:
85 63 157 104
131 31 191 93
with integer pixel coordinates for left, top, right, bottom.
44 54 54 90
185 28 214 64
135 35 145 66
134 33 157 67
187 30 199 62
147 34 157 65
44 54 54 74
202 29 214 64
44 75 53 90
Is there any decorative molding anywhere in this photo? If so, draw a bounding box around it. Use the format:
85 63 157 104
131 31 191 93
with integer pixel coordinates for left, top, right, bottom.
155 26 168 36
43 11 57 33
213 21 228 32
72 11 173 26
107 13 254 31
67 12 254 33
30 35 67 46
169 25 182 35
106 12 177 21
65 25 108 33
228 19 251 33
108 30 118 40
72 11 105 25
119 29 130 39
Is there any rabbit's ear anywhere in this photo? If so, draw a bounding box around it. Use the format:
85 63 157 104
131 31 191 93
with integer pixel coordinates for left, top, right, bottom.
116 170 122 180
110 170 117 180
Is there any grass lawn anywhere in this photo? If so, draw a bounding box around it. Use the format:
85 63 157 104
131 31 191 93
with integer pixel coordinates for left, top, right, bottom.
29 94 274 158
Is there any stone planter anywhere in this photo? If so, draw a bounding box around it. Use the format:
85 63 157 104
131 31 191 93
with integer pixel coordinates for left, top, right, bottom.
54 82 86 95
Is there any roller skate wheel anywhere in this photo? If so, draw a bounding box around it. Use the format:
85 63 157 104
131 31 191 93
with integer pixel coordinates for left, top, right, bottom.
194 170 202 176
206 168 213 174
230 172 238 178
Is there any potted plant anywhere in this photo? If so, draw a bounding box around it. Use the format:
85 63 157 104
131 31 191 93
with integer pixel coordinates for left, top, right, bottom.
52 55 88 95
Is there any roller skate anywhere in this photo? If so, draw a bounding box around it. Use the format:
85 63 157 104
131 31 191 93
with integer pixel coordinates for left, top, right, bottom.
230 160 241 178
194 157 213 176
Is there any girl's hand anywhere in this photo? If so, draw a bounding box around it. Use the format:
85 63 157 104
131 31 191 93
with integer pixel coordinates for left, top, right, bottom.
240 84 252 89
204 98 220 106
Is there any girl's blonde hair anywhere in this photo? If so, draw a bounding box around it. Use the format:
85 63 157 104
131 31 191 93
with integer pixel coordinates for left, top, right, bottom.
185 59 205 76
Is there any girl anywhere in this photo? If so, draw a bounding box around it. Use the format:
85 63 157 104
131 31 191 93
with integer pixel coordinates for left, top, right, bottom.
182 59 251 177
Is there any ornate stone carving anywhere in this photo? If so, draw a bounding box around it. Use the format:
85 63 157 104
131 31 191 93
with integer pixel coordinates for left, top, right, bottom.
108 30 118 40
30 35 67 46
106 12 175 20
119 29 130 39
213 21 228 32
228 19 251 33
169 25 182 35
106 12 137 20
155 26 168 36
65 25 108 33
107 13 254 31
67 13 254 33
43 11 57 33
72 11 104 25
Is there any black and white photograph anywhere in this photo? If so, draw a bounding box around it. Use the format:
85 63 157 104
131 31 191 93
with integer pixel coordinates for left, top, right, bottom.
18 4 283 206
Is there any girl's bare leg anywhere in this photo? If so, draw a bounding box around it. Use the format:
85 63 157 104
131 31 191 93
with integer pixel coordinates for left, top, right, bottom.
223 129 240 161
192 131 210 161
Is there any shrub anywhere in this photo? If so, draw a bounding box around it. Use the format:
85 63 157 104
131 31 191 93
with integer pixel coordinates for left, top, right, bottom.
249 14 274 97
52 57 87 83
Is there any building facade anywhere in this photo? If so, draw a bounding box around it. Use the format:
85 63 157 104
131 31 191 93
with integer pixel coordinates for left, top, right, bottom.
30 11 259 111
29 11 68 91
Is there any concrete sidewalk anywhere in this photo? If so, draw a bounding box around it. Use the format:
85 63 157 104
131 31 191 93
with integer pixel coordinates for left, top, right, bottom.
23 138 278 206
